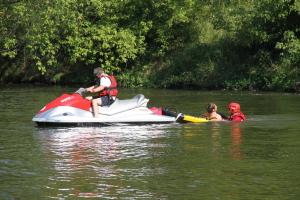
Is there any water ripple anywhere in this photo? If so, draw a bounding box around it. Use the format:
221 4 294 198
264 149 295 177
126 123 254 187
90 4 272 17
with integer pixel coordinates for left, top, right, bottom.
33 124 175 199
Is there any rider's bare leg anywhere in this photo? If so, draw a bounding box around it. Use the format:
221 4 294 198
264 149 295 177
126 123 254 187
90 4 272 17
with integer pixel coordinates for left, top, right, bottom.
92 98 102 118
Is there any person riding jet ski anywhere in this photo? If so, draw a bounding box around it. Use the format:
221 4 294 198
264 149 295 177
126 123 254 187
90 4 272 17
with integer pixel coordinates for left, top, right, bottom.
85 67 118 117
228 102 246 122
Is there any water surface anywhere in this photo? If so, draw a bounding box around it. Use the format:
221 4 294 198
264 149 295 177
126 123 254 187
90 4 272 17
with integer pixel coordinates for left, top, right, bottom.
0 86 299 199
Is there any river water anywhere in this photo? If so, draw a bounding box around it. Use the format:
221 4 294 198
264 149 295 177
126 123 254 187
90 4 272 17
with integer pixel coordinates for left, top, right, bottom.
0 86 299 200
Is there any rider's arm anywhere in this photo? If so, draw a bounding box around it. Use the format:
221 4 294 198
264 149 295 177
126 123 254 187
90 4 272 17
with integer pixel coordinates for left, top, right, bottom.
86 77 110 93
91 85 105 93
85 86 95 92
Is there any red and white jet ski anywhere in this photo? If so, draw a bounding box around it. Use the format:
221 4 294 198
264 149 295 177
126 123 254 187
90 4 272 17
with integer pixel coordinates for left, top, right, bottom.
32 88 176 126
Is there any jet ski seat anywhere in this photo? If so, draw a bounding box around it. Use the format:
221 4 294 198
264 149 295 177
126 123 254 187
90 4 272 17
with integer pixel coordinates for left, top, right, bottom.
99 94 149 115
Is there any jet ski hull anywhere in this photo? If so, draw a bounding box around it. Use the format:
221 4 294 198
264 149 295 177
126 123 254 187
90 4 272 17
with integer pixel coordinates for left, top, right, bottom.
33 106 176 126
34 121 175 127
32 93 176 126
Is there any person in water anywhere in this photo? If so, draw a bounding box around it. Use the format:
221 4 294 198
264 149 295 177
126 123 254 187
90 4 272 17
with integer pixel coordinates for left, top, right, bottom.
227 102 246 122
85 67 118 117
203 103 223 121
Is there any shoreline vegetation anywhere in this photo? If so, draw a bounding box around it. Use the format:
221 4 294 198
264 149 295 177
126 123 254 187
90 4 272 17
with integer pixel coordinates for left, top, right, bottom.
1 0 299 92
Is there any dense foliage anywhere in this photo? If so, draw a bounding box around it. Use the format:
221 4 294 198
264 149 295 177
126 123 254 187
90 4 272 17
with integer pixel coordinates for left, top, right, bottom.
1 0 299 91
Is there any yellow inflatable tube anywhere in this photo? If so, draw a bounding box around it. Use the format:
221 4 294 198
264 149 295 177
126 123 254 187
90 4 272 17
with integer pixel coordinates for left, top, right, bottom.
176 113 209 123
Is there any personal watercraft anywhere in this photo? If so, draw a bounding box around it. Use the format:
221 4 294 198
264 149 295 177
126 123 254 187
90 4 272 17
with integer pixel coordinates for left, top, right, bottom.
32 88 177 126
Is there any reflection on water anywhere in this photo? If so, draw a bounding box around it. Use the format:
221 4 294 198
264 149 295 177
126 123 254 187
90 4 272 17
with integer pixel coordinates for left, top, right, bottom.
35 124 177 199
230 123 243 160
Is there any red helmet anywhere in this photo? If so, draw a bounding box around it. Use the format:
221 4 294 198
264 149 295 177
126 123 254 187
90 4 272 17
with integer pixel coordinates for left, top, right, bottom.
228 102 241 113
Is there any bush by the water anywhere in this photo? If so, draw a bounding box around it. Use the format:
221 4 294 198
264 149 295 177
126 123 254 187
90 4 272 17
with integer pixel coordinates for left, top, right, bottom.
1 0 299 91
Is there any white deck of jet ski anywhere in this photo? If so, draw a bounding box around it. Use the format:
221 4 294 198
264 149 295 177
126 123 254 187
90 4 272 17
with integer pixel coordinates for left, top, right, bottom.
100 94 149 115
32 94 176 124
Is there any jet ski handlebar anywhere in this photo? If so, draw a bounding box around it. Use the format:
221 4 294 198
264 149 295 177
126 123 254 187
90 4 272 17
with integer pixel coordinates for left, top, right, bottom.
74 88 87 96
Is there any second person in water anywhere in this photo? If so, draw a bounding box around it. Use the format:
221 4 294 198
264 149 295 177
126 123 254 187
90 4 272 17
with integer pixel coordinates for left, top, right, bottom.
203 103 223 121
